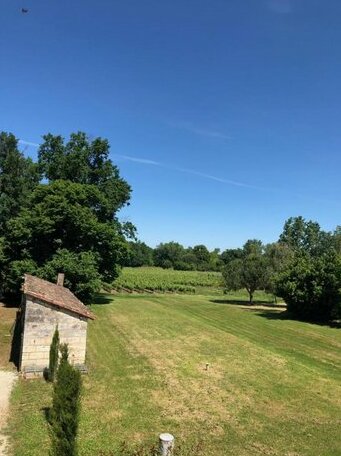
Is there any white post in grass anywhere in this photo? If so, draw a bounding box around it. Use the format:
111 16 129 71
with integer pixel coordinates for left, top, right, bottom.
159 433 174 456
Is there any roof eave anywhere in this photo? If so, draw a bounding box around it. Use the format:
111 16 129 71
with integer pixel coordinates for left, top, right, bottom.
24 291 96 320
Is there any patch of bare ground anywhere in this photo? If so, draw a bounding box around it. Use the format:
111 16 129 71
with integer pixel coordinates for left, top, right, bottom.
249 441 279 455
0 371 17 456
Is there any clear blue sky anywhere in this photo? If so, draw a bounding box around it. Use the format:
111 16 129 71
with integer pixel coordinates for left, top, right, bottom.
1 0 340 250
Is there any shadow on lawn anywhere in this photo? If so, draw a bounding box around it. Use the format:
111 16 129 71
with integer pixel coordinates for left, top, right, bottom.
211 299 340 329
1 295 20 308
210 298 286 308
9 309 22 370
92 294 114 305
243 307 341 329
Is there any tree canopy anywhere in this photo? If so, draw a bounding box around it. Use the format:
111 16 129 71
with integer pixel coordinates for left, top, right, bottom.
276 216 341 322
279 216 332 256
0 132 40 233
38 132 131 218
276 252 341 322
222 240 269 303
0 131 133 302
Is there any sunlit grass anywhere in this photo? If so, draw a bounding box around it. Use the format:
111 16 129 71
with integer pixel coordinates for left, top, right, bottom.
7 294 341 455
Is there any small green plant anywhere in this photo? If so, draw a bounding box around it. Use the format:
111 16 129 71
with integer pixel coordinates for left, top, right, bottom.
50 344 82 456
48 326 59 382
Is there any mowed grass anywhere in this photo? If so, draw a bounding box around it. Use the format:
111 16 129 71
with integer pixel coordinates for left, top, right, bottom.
7 294 341 455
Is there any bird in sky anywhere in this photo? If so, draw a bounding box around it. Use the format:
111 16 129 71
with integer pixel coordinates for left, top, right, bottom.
21 8 28 13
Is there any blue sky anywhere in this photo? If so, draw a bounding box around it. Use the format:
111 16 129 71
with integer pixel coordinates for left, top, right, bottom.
1 0 340 250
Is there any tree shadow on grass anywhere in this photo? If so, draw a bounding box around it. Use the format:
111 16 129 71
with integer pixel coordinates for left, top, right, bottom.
91 293 114 305
9 309 22 370
1 295 20 308
210 298 286 308
243 307 341 329
243 308 289 319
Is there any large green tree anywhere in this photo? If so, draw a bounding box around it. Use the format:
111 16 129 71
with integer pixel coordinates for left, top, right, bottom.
38 132 131 218
220 248 243 266
192 244 211 271
0 132 134 301
279 216 331 256
0 132 40 233
222 240 269 303
124 241 154 267
3 180 129 300
264 242 294 299
276 217 341 321
333 226 341 255
153 242 185 269
276 252 341 321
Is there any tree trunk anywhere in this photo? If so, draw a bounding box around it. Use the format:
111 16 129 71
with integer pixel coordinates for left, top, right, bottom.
249 291 253 304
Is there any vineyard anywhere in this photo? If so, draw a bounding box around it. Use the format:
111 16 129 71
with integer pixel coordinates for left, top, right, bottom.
112 267 223 294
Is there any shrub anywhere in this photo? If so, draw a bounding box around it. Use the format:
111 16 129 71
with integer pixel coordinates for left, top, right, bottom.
50 344 82 456
276 253 341 322
48 327 60 382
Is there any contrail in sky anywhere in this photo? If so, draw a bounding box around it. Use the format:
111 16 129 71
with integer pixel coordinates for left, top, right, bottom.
17 144 340 205
113 154 341 205
113 154 264 190
115 154 160 166
19 139 40 147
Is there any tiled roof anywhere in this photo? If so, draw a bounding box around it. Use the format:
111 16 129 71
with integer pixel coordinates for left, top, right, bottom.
23 274 95 320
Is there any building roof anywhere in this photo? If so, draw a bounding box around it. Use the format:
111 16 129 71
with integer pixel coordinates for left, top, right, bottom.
23 274 95 320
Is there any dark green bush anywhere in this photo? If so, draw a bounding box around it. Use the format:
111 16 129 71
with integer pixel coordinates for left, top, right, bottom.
50 344 82 456
48 327 59 382
276 253 341 322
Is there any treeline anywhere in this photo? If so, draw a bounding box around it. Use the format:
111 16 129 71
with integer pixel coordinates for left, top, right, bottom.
125 218 341 323
123 241 222 271
1 131 340 322
0 131 135 302
222 217 341 322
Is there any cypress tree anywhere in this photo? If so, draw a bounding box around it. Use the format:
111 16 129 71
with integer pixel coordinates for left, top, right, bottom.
50 344 82 456
48 326 59 382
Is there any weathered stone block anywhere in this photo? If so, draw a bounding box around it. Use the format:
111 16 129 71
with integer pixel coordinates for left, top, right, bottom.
20 295 90 371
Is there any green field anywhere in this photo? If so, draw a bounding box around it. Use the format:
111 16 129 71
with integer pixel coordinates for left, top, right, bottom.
6 294 341 455
112 267 223 294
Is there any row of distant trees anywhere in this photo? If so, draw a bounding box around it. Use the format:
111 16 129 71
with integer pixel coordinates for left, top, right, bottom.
125 218 341 323
124 241 223 271
223 218 341 322
1 131 340 323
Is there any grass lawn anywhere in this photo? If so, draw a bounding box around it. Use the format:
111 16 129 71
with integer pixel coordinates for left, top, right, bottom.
6 294 341 455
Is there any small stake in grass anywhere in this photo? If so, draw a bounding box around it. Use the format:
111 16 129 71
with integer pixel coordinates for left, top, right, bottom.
159 433 174 456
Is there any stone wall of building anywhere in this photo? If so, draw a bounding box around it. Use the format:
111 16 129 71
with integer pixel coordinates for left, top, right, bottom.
20 295 88 371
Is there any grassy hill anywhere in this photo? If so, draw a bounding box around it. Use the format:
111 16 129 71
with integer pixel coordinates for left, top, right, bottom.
7 294 341 455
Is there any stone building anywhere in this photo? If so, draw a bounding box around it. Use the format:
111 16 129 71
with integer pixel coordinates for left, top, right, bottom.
19 273 95 376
